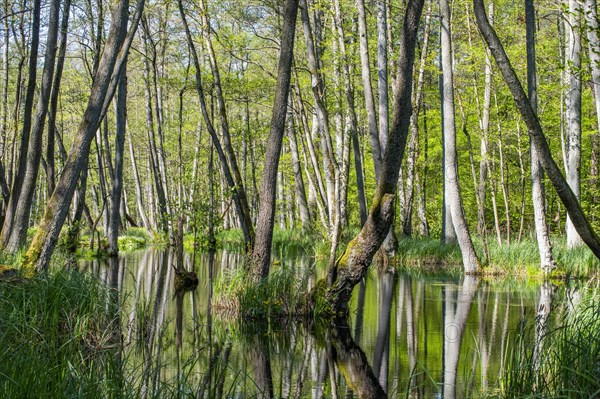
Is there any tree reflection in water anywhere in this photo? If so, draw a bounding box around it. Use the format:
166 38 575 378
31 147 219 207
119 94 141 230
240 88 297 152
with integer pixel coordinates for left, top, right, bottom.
78 249 569 398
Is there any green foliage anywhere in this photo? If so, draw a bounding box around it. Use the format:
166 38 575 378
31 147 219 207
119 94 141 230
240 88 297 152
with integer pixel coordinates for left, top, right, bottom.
117 227 151 252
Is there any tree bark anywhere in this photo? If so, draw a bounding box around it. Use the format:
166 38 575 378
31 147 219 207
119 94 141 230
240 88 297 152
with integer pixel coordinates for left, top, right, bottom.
526 0 556 272
3 0 61 252
565 0 583 247
0 0 40 249
439 0 481 273
474 0 600 260
324 0 425 312
108 67 127 256
250 0 299 282
46 0 71 196
356 0 382 179
23 0 138 273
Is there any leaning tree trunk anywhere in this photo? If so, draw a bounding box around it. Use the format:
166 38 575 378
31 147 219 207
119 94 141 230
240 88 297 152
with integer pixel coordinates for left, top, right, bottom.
323 0 425 313
473 0 600 260
526 0 556 272
250 0 299 282
23 0 142 273
439 0 481 273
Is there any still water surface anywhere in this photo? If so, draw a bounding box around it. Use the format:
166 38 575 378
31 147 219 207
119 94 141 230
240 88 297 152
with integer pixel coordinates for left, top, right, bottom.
80 248 579 398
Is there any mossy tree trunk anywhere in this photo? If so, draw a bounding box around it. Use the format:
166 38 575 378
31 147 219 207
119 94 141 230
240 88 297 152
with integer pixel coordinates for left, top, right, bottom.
325 0 425 313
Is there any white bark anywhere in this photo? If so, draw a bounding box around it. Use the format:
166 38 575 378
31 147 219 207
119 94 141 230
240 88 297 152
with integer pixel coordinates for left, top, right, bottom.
566 0 583 247
440 0 481 272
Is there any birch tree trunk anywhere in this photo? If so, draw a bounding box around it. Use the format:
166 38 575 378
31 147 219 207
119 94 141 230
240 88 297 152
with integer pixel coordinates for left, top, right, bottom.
565 0 583 247
439 0 481 272
356 0 382 178
526 0 556 272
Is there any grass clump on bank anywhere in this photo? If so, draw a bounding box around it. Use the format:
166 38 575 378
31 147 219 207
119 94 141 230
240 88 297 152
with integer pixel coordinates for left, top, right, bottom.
0 269 124 397
497 292 600 398
213 264 310 319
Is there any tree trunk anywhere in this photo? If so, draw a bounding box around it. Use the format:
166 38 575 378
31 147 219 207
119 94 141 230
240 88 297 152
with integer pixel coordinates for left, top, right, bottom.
299 0 337 232
23 0 137 273
46 0 72 196
565 0 583 247
108 67 127 256
356 0 382 178
474 0 600 260
403 3 432 236
250 0 299 282
129 135 151 231
439 0 481 273
323 0 425 312
287 110 311 228
526 0 556 272
0 0 40 249
2 0 61 252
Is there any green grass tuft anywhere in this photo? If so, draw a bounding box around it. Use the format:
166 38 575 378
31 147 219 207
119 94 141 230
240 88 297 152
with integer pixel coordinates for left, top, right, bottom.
496 291 600 398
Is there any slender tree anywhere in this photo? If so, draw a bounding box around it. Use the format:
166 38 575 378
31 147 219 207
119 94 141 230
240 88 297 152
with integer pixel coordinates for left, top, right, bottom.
526 0 556 272
0 0 41 249
439 0 481 272
108 67 127 256
250 0 299 281
565 0 583 247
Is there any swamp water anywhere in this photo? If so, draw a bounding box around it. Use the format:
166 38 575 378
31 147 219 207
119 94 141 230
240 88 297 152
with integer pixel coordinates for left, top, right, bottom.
81 248 583 398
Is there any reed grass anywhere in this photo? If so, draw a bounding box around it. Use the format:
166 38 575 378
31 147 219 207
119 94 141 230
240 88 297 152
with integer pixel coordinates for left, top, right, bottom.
213 263 310 319
495 292 600 398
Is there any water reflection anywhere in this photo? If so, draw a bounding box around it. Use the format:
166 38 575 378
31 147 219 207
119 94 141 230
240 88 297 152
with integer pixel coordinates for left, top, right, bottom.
80 248 574 398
